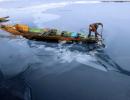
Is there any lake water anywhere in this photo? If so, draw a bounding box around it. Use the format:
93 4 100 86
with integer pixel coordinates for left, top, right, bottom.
0 1 130 100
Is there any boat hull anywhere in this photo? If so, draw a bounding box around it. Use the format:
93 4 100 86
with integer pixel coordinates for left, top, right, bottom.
0 25 100 44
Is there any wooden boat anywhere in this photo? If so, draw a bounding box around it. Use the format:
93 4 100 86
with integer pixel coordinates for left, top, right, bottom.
0 24 103 45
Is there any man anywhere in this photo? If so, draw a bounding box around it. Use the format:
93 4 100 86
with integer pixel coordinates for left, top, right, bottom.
88 22 103 38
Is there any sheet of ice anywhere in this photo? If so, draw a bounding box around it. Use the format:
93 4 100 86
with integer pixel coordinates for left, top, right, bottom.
0 0 17 2
0 37 39 78
0 1 130 100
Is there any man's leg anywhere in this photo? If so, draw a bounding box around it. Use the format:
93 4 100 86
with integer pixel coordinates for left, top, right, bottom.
95 31 99 38
88 29 91 38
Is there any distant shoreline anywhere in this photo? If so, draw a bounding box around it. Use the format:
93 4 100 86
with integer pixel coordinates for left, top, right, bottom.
101 0 130 2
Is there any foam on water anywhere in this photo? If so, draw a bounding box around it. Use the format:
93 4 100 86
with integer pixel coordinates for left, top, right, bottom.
29 42 108 73
55 48 107 71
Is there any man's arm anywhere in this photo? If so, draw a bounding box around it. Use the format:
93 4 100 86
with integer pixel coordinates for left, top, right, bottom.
95 23 103 27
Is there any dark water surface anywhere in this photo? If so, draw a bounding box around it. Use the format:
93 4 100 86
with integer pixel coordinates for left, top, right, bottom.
0 1 130 100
